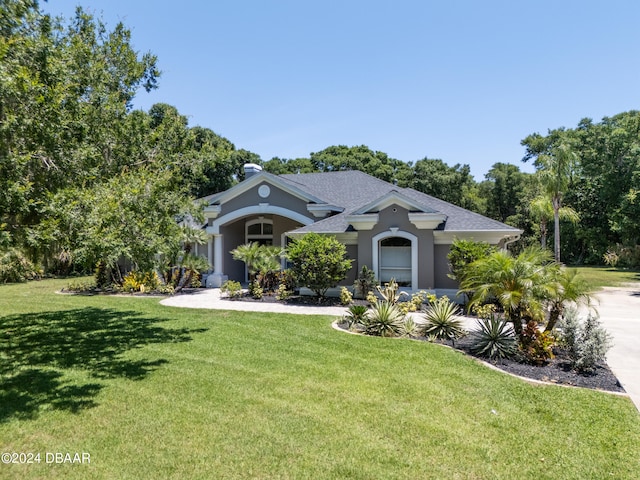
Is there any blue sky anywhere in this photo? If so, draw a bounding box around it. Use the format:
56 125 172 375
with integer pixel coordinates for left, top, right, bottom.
42 0 640 179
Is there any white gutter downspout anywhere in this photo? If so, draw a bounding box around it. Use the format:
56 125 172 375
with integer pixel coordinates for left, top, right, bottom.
501 233 521 250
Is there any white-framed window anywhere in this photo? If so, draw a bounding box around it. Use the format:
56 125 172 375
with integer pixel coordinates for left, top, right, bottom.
245 218 273 245
372 231 418 289
379 237 412 286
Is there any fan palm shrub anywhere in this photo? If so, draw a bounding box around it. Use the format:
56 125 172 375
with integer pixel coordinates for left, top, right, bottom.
343 304 369 330
174 253 210 293
421 296 466 346
544 267 593 332
232 242 283 292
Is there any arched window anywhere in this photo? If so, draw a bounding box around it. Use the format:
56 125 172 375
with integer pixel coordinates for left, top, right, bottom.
372 231 418 289
379 237 412 286
246 218 273 245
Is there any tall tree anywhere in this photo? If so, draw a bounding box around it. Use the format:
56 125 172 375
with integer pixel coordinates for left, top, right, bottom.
0 1 159 251
404 158 478 209
522 133 577 262
529 195 579 250
480 163 527 223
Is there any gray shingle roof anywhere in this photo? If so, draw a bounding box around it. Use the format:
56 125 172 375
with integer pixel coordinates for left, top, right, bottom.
277 170 519 234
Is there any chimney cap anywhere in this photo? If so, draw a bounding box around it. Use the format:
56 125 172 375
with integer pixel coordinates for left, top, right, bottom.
243 163 263 178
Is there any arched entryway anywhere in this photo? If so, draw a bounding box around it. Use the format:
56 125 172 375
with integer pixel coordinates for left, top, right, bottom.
206 205 315 284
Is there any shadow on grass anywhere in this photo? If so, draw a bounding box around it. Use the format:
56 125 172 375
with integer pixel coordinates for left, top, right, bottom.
0 308 207 422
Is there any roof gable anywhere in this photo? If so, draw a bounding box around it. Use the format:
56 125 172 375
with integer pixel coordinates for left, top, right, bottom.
351 189 438 215
204 171 326 206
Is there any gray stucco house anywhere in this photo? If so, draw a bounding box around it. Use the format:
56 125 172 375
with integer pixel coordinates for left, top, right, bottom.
198 164 521 296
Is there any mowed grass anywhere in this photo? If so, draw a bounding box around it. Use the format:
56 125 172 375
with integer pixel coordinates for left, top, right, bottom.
573 266 640 290
1 279 639 479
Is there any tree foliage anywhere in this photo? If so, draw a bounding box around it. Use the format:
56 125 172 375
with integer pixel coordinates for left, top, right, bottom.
45 169 203 278
0 3 253 278
286 233 352 298
523 111 640 264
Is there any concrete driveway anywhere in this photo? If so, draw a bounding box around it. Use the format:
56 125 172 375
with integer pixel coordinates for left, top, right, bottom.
595 286 640 411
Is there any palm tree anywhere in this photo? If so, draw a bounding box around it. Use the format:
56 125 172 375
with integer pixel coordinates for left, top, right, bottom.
174 253 210 293
460 247 555 336
536 142 577 262
544 267 594 332
231 242 282 283
179 225 207 255
529 196 580 250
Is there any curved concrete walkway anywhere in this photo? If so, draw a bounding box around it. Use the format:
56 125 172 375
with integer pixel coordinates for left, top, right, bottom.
161 287 640 411
161 288 350 317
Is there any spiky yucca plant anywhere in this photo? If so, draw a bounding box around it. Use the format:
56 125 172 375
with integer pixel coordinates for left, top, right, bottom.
399 317 421 338
470 315 517 359
421 297 466 346
363 301 404 337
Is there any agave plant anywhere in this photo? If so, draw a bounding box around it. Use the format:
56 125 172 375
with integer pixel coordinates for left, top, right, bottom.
470 315 517 359
363 301 405 337
421 297 466 346
399 316 421 338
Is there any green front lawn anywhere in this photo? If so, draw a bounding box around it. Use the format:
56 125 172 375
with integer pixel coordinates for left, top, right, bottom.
1 279 639 479
572 266 640 290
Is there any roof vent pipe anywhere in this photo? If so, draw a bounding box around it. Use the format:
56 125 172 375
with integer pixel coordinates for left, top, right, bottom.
243 163 263 179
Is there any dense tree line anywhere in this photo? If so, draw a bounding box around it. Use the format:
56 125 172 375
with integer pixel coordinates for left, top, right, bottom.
0 1 253 277
2 1 639 280
263 113 640 267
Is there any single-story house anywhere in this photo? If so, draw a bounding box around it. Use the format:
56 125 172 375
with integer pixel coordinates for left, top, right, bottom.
196 164 522 297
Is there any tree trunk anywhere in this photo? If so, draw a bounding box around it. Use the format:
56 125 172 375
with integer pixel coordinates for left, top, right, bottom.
510 308 524 337
540 219 547 250
545 302 562 332
553 196 561 262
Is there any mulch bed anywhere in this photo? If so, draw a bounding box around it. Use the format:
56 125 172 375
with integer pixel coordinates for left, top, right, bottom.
451 334 624 393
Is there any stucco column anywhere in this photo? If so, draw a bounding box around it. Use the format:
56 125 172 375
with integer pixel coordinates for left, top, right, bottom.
213 234 223 274
207 236 213 270
205 234 227 288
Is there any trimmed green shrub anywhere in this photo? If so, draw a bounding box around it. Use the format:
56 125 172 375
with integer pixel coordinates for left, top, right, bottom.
470 316 517 359
286 233 352 298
